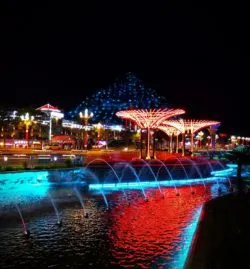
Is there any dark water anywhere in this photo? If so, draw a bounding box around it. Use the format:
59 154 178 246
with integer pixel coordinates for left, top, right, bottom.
0 184 223 269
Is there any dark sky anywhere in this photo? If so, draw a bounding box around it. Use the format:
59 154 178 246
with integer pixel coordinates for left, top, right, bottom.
0 3 243 135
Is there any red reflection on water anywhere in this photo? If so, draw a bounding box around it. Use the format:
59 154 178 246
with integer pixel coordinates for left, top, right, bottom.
107 185 211 268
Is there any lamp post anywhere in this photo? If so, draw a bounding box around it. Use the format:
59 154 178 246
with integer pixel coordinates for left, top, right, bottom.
197 131 204 150
21 113 34 147
230 135 236 148
96 122 102 146
79 109 93 149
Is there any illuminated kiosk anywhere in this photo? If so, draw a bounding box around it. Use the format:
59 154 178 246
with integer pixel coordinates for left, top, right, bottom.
36 103 64 142
51 135 76 149
162 119 220 156
116 108 185 159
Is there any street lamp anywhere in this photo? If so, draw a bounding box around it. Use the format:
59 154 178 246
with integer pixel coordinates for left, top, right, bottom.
197 131 204 149
230 135 236 148
96 122 102 145
20 113 34 147
79 109 94 149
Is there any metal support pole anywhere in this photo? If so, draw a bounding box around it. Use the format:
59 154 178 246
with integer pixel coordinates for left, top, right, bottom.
146 127 150 160
182 132 185 156
152 132 156 159
49 114 52 143
139 129 143 159
170 134 173 154
176 134 179 153
25 125 29 141
191 132 194 155
25 125 29 147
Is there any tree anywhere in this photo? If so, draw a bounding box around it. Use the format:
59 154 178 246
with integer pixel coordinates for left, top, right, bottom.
226 145 250 193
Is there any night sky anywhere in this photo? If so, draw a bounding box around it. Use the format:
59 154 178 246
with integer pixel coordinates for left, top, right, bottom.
0 3 243 135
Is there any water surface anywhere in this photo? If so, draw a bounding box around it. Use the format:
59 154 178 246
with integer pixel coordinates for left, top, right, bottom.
0 184 221 268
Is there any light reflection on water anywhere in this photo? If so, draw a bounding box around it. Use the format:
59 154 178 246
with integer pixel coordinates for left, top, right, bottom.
0 183 227 269
0 171 50 206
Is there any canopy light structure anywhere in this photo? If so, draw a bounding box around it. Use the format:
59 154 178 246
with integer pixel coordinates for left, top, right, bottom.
36 103 64 141
116 108 185 159
162 119 220 155
116 109 185 129
158 126 181 153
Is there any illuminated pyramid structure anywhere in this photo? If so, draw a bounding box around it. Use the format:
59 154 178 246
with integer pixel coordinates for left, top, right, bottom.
67 72 168 124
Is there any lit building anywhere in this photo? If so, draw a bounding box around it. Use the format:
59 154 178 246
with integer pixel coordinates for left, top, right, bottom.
67 72 168 124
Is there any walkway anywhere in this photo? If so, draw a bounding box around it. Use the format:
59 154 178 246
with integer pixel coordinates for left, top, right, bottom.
186 192 250 269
